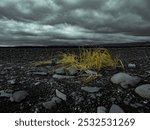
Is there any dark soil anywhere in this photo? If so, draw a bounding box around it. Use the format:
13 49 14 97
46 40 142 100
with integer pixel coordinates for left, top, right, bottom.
0 46 150 113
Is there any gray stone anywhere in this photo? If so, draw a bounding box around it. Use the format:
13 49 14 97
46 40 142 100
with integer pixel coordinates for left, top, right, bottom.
43 101 56 109
81 87 100 93
85 70 97 75
33 72 48 76
130 104 138 108
56 89 67 101
0 90 12 98
34 82 41 86
134 103 144 107
10 91 29 102
55 67 65 75
109 104 124 113
7 79 16 85
97 106 106 113
146 71 150 74
52 74 75 79
51 97 62 104
128 63 136 68
67 67 78 76
111 72 141 89
135 84 150 99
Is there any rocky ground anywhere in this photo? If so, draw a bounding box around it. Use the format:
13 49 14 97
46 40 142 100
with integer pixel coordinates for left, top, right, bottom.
0 47 150 113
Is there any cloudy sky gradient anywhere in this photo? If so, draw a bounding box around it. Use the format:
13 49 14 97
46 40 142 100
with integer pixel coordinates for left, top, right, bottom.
0 0 150 46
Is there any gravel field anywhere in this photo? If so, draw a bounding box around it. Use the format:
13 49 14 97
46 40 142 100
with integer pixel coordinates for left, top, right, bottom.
0 46 150 113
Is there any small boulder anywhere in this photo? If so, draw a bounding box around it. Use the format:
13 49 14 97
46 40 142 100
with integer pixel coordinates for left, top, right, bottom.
10 91 29 102
109 104 124 113
56 89 67 101
111 72 141 89
135 84 150 99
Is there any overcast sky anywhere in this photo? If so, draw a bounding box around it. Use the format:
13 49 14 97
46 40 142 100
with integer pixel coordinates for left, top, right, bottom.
0 0 150 46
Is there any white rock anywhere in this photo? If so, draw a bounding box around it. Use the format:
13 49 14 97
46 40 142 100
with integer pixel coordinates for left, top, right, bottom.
135 84 150 99
109 104 124 113
111 72 141 89
56 89 67 101
10 91 29 102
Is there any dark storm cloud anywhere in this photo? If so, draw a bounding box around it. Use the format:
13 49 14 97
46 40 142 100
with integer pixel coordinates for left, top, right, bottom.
0 0 150 46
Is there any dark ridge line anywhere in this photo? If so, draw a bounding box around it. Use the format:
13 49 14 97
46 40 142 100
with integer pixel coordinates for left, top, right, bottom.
0 42 150 48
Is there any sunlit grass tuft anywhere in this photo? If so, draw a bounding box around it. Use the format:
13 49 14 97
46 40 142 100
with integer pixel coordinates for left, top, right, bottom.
59 48 124 72
59 48 124 83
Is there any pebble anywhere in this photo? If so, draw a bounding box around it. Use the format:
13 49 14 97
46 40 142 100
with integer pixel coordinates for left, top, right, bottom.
97 106 106 113
7 79 16 85
128 63 136 68
34 82 41 86
111 72 141 89
10 91 29 102
0 90 12 98
135 84 150 99
52 74 75 79
109 104 124 113
67 67 78 76
55 67 65 75
56 89 67 101
81 87 100 93
85 70 97 75
51 97 62 104
42 101 56 110
33 72 48 76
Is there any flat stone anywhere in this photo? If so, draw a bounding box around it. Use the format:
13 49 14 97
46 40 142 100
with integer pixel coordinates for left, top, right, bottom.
0 90 12 98
111 72 141 89
85 70 97 75
52 74 75 79
10 91 29 102
33 72 48 76
55 67 65 75
109 104 124 113
81 87 100 93
97 106 106 113
56 89 67 101
51 97 62 104
128 63 136 68
67 67 78 76
135 84 150 99
43 101 56 109
7 79 16 85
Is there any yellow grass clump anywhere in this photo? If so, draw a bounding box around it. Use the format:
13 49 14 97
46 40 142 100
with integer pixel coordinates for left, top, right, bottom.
59 48 124 72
